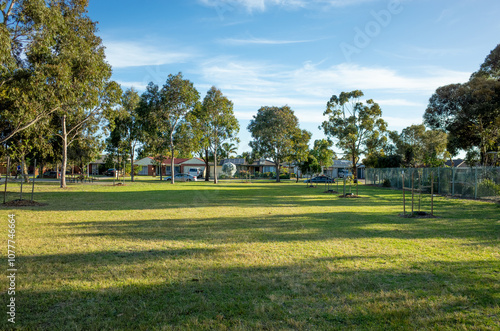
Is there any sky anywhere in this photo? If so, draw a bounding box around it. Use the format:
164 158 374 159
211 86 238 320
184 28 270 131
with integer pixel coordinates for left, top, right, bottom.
87 0 500 157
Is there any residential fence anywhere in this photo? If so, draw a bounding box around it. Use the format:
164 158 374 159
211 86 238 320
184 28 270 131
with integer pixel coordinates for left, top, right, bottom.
366 167 500 201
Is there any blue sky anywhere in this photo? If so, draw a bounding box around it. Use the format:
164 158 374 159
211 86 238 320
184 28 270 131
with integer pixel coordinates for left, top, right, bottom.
88 0 500 156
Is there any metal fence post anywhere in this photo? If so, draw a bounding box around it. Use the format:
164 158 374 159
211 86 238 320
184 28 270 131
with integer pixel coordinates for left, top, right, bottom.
452 167 455 196
438 167 440 194
474 167 478 199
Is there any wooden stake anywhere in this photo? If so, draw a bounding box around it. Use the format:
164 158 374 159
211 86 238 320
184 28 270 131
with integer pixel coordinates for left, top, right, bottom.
20 160 24 200
31 159 36 201
418 172 421 212
431 172 434 216
402 173 405 215
411 171 414 214
3 157 9 204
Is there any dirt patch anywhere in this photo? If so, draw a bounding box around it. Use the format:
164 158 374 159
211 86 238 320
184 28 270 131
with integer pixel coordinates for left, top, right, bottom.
338 194 362 198
3 199 47 207
105 182 126 186
324 190 338 194
399 211 437 218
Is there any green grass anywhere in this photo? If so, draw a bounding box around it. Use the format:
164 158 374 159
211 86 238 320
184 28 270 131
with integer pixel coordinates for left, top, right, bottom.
1 179 499 330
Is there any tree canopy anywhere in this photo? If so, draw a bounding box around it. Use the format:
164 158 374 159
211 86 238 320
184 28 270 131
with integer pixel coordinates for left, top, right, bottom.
248 106 307 182
138 73 199 182
424 44 500 165
192 86 239 184
321 90 387 179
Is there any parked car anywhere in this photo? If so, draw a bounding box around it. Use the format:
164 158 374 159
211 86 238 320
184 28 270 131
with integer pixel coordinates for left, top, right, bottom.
104 168 117 176
304 175 335 183
164 173 197 182
42 171 58 178
188 167 203 178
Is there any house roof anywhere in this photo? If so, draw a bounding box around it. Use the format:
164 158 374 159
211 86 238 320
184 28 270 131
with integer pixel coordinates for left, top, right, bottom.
444 159 467 167
135 157 204 166
89 154 121 164
324 160 363 169
220 158 275 167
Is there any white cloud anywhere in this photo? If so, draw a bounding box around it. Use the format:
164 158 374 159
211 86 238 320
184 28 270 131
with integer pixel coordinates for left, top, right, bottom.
291 62 470 94
315 0 379 7
104 41 193 68
198 0 305 12
376 99 424 107
384 116 424 130
199 57 283 93
198 0 378 12
220 37 317 45
115 81 148 91
197 58 469 125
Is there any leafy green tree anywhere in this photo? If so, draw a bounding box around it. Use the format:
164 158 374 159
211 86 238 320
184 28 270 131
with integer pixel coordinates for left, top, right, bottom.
424 44 500 165
0 0 62 143
68 133 103 175
388 124 448 167
298 154 321 178
139 73 199 183
56 81 122 188
106 88 142 181
192 87 239 184
221 142 238 160
321 90 387 179
248 106 304 182
288 130 312 182
311 139 336 174
1 0 120 188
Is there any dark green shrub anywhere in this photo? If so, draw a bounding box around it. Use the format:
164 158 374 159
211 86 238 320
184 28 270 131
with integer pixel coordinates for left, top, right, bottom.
382 178 391 187
478 179 500 196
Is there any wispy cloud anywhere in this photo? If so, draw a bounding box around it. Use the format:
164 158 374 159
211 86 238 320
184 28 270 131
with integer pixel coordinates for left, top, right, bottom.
197 58 470 124
198 0 304 12
384 116 424 129
315 0 379 7
290 62 470 95
197 0 375 12
376 99 425 107
115 80 148 91
220 37 317 45
104 41 194 68
410 46 465 57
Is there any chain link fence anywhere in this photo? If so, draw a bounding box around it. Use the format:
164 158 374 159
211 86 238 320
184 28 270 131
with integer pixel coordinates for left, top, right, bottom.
366 167 500 201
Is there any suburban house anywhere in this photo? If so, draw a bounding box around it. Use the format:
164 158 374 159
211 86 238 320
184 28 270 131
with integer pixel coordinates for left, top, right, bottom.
444 159 468 167
220 158 277 174
87 154 126 175
88 154 107 175
135 157 207 177
323 160 365 179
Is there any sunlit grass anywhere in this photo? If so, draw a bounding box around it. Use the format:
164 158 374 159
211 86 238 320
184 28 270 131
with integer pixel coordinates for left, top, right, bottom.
1 179 499 330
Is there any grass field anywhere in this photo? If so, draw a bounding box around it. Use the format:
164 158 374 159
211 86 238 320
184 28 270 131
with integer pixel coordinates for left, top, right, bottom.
1 179 499 330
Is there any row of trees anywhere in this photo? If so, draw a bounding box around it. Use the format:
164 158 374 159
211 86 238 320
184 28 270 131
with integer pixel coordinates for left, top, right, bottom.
2 1 496 186
1 0 122 187
0 1 242 186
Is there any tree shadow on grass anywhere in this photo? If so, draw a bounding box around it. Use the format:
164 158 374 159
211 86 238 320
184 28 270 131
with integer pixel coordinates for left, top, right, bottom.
10 182 500 217
53 210 499 243
16 259 500 330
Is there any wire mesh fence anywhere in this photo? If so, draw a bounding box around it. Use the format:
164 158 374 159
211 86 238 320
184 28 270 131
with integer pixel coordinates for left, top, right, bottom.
366 167 500 201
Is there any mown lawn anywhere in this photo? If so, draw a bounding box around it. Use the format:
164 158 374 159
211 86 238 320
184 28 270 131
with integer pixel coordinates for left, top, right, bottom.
1 179 499 330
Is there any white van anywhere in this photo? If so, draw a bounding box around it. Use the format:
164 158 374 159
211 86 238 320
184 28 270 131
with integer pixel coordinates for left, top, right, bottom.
187 167 202 178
